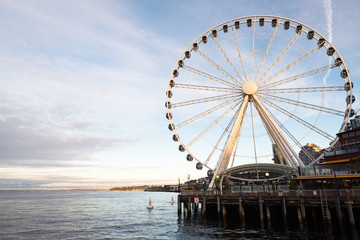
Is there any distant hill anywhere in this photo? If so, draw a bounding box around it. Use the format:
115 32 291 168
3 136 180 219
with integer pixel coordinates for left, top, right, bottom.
109 185 154 191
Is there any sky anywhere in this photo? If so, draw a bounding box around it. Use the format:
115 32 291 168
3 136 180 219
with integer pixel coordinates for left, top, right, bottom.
1 0 360 189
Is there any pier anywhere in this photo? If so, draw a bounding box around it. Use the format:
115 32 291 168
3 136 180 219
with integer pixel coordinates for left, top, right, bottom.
178 189 360 226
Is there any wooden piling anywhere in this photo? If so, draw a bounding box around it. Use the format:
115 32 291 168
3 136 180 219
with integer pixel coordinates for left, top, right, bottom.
177 195 181 216
187 197 191 215
300 197 306 221
239 197 245 221
266 206 271 224
222 205 227 217
217 195 221 216
297 207 303 225
202 197 206 215
335 197 343 225
282 197 287 223
326 208 332 223
311 207 316 222
347 201 355 225
183 202 187 216
259 196 264 223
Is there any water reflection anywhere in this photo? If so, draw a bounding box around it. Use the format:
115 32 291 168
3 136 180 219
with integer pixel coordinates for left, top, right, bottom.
177 209 358 240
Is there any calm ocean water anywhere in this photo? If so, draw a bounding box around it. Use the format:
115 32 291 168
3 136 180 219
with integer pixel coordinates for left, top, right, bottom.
0 191 357 239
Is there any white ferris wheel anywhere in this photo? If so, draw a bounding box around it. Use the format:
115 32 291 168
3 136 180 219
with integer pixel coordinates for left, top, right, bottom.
165 15 354 189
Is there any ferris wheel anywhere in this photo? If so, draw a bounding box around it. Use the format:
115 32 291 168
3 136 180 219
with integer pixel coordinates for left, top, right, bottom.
165 15 354 187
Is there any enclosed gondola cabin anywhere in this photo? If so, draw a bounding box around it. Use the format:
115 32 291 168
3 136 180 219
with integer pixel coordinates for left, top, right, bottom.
202 36 207 44
283 21 290 30
307 30 314 40
296 25 303 34
223 25 228 33
259 18 264 27
247 19 252 27
271 18 277 27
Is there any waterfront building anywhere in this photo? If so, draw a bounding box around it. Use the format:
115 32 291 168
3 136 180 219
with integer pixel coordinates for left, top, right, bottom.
296 116 360 190
299 143 324 166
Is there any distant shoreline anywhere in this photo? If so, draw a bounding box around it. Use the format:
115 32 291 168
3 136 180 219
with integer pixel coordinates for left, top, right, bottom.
109 185 153 191
0 189 107 192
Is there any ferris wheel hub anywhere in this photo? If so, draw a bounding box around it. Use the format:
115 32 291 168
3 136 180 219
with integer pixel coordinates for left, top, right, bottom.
242 81 258 95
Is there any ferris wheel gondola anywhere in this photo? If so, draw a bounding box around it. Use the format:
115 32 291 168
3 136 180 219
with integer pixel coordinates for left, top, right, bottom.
165 15 354 188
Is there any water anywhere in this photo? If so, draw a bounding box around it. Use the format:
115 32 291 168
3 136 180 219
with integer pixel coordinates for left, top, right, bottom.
0 191 357 239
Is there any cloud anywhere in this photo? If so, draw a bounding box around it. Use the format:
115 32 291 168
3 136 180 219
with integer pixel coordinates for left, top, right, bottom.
0 116 137 165
0 89 138 166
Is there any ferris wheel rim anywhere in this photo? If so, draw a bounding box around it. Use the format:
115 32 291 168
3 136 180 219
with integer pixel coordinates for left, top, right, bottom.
166 15 354 172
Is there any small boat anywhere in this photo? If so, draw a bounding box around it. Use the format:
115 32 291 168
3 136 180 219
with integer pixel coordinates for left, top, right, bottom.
170 196 175 204
147 198 154 209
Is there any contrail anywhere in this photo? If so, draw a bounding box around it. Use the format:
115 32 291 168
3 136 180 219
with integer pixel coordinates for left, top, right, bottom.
323 0 333 85
323 0 333 43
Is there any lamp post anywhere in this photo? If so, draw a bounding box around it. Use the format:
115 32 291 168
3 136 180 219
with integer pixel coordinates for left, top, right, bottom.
265 172 271 197
215 175 220 194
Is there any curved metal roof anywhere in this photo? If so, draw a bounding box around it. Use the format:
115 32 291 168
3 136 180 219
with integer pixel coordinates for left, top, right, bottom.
222 163 299 182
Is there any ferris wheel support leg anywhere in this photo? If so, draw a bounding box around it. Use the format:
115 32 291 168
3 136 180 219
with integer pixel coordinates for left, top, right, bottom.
208 96 250 190
253 95 304 168
257 106 298 168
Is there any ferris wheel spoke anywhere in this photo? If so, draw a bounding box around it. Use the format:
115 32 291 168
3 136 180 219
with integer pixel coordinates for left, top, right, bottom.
256 33 301 84
258 96 334 141
250 102 258 164
182 65 239 88
171 93 239 108
212 37 244 85
258 93 345 116
204 105 242 165
259 63 337 90
186 99 242 149
174 83 240 93
176 96 242 129
253 23 280 82
195 49 241 86
258 45 320 87
250 17 256 81
231 25 248 82
267 108 317 163
259 86 344 94
253 96 301 167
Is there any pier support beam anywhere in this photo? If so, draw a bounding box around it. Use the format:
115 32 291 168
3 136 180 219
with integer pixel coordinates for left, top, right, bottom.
335 197 343 226
266 205 271 229
300 197 306 222
311 207 316 223
297 207 303 225
202 197 206 215
187 197 191 216
183 202 187 216
177 195 181 216
239 197 245 221
326 208 332 223
222 205 227 217
346 201 355 225
282 197 287 223
217 196 221 216
259 197 264 223
266 206 271 224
